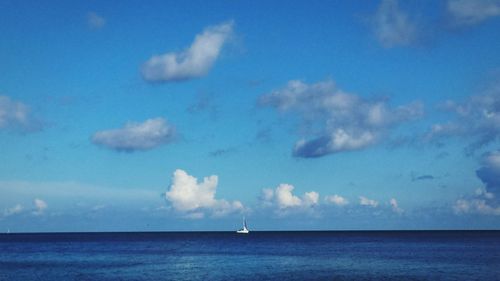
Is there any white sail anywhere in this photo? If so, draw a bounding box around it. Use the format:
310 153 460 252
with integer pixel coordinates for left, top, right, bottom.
236 217 249 234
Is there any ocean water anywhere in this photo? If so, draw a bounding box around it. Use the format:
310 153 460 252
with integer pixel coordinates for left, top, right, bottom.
0 231 499 281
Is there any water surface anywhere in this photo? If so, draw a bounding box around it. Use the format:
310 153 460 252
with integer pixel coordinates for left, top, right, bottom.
0 231 499 280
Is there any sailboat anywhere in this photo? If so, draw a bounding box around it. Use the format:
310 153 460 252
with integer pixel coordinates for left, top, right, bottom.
236 217 249 234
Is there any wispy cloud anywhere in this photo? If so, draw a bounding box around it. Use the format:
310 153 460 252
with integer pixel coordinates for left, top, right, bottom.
426 76 500 153
2 204 23 218
447 0 500 26
0 95 43 133
454 197 500 216
259 79 423 158
359 196 379 208
390 198 404 214
325 194 349 206
165 169 244 218
92 118 176 152
87 12 106 29
141 21 233 82
371 0 418 48
32 198 47 216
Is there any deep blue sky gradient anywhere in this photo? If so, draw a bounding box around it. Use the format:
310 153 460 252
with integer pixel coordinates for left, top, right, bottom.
1 0 500 231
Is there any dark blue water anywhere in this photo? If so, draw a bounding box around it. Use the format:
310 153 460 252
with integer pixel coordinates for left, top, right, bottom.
0 231 499 280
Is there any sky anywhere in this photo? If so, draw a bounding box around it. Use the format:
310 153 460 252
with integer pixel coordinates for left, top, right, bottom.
1 0 500 232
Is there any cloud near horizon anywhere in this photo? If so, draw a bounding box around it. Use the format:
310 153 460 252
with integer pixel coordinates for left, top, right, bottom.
141 21 233 82
325 194 349 206
32 198 47 216
359 196 379 208
390 198 404 214
2 204 23 218
260 184 319 214
165 169 244 218
259 79 423 158
92 118 175 152
454 150 500 216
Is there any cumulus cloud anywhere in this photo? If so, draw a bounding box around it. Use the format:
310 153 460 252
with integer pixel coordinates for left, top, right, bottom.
165 169 243 218
447 0 500 26
87 12 106 29
0 95 42 132
454 150 500 216
325 194 349 206
453 198 500 216
141 21 233 82
426 78 500 153
303 191 320 206
371 0 418 48
259 79 423 158
275 184 302 208
92 118 175 152
2 204 23 218
33 198 47 216
260 184 319 214
359 196 379 207
389 198 404 214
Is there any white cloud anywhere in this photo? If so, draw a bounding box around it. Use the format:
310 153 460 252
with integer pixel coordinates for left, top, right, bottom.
33 198 47 216
371 0 418 48
359 196 379 207
426 78 500 153
294 129 377 156
141 21 233 82
453 151 500 216
165 169 243 218
447 0 500 26
260 184 319 213
91 204 106 211
92 118 175 152
0 95 41 132
453 199 470 214
2 204 23 218
87 12 106 29
303 191 319 206
453 198 500 216
389 198 404 214
325 194 349 206
475 188 494 199
259 79 422 157
275 184 302 208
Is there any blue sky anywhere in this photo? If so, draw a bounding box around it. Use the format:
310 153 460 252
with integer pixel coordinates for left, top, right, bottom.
1 0 500 232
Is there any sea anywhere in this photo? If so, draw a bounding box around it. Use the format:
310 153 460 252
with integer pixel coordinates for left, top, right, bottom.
0 231 499 281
